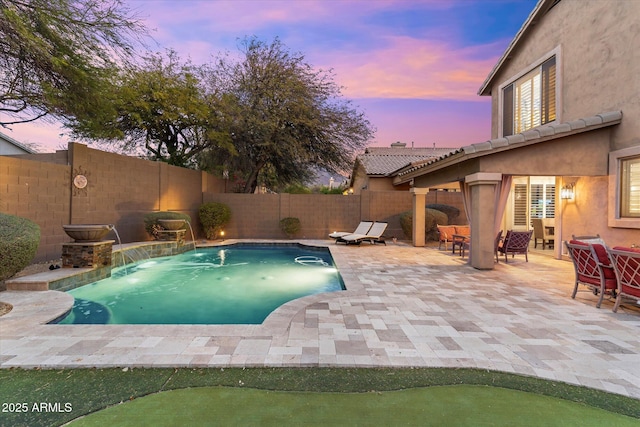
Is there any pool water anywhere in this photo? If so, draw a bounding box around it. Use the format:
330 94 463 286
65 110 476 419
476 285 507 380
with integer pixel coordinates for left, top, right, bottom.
54 244 344 325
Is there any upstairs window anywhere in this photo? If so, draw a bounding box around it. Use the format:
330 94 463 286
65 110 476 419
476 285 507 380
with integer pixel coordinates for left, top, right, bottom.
502 56 556 136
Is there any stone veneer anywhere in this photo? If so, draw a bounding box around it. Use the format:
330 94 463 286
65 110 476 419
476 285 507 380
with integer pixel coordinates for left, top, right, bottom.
61 241 114 268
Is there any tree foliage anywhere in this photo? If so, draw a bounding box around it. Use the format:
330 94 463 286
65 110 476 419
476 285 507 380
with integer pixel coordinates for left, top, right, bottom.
70 51 232 167
200 37 375 193
0 0 145 127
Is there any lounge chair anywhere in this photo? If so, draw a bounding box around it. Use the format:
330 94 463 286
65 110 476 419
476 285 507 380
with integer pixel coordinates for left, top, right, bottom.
496 230 533 263
565 240 617 308
607 246 640 312
329 221 373 239
337 222 388 245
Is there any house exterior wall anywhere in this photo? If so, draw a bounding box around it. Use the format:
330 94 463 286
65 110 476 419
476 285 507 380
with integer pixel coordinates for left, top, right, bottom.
368 177 399 192
0 141 30 155
489 0 640 152
486 0 640 246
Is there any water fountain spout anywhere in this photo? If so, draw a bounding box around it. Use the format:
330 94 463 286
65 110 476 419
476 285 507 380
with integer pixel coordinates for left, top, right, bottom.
186 221 197 253
109 225 127 274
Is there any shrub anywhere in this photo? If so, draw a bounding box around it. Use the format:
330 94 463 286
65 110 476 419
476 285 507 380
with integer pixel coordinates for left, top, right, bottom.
0 213 40 281
143 211 192 239
427 203 461 224
399 209 448 241
283 183 312 194
399 211 413 239
279 217 301 238
199 202 231 239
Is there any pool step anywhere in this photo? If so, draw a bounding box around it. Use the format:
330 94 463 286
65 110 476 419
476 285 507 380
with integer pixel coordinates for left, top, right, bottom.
6 268 95 291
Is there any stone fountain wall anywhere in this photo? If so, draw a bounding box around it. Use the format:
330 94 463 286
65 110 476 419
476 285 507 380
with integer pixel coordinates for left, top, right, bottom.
61 241 113 269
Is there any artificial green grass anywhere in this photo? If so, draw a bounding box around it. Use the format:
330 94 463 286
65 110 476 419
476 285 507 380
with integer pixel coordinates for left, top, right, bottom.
1 367 638 427
67 386 640 427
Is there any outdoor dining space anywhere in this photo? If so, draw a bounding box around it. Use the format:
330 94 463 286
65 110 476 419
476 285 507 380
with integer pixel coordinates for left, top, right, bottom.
565 236 640 313
437 224 640 314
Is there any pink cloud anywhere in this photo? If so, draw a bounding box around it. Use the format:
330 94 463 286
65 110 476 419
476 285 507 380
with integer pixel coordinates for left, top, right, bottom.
312 36 504 101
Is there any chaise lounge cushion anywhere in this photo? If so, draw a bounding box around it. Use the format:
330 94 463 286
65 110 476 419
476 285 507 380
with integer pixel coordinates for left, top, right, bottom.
454 225 470 236
569 240 616 289
437 225 456 240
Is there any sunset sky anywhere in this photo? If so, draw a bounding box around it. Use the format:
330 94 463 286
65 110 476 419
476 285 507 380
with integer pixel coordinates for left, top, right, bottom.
4 0 539 152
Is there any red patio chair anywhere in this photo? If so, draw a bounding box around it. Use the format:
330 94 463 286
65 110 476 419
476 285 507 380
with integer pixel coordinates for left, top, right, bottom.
564 240 617 308
497 230 533 263
607 247 640 312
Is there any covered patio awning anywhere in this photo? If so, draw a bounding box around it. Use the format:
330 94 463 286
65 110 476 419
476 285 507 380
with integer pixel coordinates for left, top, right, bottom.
396 111 622 269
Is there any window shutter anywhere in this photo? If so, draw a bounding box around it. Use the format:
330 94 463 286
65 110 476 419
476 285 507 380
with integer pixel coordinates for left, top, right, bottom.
514 70 541 133
503 84 514 136
506 55 556 134
541 57 556 124
514 184 527 226
530 184 544 221
545 185 555 218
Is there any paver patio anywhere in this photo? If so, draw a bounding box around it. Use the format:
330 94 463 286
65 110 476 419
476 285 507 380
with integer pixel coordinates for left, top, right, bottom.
1 241 639 399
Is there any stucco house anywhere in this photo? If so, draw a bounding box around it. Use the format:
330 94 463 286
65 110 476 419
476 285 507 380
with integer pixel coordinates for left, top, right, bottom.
350 142 456 194
396 0 640 269
0 131 37 155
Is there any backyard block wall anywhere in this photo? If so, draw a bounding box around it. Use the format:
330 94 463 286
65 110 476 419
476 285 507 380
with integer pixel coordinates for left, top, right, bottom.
2 142 464 263
0 155 71 261
204 191 417 240
1 143 226 262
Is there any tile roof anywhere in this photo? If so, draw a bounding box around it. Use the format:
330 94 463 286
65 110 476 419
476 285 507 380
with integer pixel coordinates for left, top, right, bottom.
395 111 623 180
358 146 457 176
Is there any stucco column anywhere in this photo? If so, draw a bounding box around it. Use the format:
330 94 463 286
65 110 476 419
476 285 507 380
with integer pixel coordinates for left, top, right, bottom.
411 188 429 247
465 173 502 270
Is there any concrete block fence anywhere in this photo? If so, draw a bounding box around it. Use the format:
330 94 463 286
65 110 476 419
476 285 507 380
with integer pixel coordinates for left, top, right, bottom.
2 142 462 262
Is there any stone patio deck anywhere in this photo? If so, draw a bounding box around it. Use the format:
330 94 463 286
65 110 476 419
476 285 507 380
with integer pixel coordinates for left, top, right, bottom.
1 240 639 399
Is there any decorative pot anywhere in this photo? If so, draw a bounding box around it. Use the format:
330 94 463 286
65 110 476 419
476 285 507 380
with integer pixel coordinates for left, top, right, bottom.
63 224 113 243
158 219 186 230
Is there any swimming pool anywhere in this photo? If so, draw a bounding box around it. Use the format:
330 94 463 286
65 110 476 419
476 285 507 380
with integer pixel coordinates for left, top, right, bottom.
53 243 344 325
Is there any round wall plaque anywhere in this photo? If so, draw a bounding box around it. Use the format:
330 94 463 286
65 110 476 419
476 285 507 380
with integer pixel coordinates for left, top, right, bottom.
73 174 88 189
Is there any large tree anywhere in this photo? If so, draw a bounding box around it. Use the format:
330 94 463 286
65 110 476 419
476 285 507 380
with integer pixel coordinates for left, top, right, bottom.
0 0 145 127
69 51 231 167
201 37 375 193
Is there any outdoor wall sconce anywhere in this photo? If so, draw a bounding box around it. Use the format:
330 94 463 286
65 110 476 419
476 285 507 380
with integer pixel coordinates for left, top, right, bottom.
561 183 575 200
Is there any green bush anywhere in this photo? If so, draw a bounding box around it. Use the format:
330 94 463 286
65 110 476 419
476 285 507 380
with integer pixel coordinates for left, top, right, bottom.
143 211 192 239
279 217 301 238
427 204 461 224
0 213 40 281
283 183 312 194
399 211 413 240
199 202 231 240
399 209 448 241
